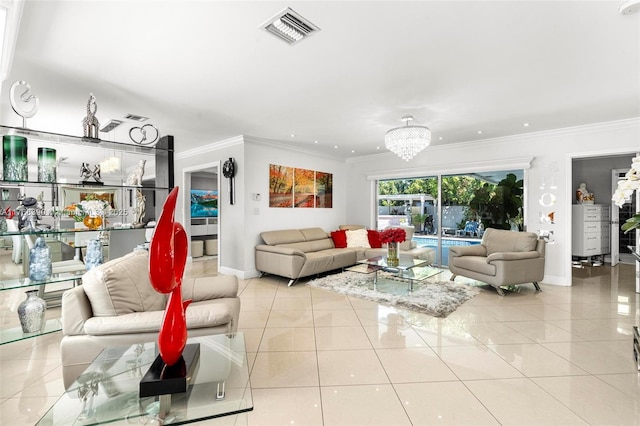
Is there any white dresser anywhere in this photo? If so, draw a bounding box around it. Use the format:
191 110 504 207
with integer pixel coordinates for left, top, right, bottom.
572 204 610 257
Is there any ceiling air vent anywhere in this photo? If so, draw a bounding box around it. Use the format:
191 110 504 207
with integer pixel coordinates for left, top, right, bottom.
261 8 320 46
100 119 123 133
124 114 148 122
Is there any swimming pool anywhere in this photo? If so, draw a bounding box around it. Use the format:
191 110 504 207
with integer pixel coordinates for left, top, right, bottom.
412 235 481 266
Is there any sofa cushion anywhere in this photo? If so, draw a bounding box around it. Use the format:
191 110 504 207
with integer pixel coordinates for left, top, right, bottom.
83 300 234 335
82 251 166 317
399 226 415 251
330 230 348 248
367 230 382 248
482 228 538 255
339 225 365 230
300 227 329 241
346 229 371 248
182 274 238 302
451 255 496 276
261 229 305 245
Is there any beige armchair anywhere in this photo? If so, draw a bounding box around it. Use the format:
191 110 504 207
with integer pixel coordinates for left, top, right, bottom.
449 228 545 296
60 250 240 388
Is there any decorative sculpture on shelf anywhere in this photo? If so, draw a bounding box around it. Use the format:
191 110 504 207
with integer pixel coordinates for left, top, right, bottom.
80 163 103 184
576 182 594 204
9 80 39 128
134 189 146 226
149 187 191 366
82 93 100 139
129 124 159 146
126 159 146 186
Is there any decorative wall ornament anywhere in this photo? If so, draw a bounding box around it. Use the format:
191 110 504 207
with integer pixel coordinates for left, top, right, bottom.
129 124 159 146
82 93 100 138
9 80 39 128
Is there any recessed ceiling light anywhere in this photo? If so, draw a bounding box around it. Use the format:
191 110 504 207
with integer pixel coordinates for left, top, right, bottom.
477 130 483 134
376 146 380 150
314 140 319 144
523 122 530 127
351 150 355 153
290 134 296 138
334 145 338 149
438 136 443 140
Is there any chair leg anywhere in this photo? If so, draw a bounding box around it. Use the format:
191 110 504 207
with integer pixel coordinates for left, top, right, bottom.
288 279 296 287
449 274 457 281
533 281 541 292
495 286 506 297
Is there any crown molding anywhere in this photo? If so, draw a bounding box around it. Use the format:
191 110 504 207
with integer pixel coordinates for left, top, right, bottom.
242 135 346 161
347 117 640 164
175 134 244 160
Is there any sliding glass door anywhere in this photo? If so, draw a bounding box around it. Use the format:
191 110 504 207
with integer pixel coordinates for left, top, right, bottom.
377 169 524 267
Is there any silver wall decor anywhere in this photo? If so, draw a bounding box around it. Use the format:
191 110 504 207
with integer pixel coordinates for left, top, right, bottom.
9 80 39 128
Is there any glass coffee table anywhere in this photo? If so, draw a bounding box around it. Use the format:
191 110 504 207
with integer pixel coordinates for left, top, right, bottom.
37 333 252 425
348 255 443 293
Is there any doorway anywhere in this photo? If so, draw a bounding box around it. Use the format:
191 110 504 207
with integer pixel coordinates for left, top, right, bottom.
182 162 220 262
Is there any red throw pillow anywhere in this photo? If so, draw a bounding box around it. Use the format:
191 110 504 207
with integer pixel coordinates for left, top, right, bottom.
330 230 347 248
367 230 382 248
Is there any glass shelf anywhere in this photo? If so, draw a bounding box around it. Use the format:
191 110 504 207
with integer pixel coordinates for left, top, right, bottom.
0 319 62 345
0 271 84 292
0 179 170 190
0 224 154 237
0 125 171 154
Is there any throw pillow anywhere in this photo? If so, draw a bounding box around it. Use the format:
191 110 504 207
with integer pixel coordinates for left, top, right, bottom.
367 230 382 248
330 230 348 248
346 228 371 248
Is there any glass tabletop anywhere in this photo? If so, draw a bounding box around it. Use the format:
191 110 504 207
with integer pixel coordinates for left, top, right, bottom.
37 333 252 425
357 255 430 271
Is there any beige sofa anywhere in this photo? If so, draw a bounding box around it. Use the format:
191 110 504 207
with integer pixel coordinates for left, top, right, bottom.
60 250 240 388
255 226 435 286
449 228 545 296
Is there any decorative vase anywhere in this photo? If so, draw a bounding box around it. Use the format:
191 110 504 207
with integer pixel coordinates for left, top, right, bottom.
84 239 103 271
29 237 52 281
83 215 103 230
17 290 47 333
37 147 57 183
387 241 399 267
2 135 28 181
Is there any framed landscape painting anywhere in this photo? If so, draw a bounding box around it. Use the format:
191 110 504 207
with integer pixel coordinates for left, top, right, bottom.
315 171 333 208
269 164 294 207
294 168 315 208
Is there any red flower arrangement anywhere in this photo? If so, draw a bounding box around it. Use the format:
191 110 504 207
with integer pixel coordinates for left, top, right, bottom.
379 227 406 244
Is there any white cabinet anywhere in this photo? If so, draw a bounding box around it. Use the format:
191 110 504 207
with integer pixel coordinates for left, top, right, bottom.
572 204 610 257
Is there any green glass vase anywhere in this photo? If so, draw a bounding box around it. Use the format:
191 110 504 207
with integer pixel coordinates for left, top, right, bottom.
37 147 57 183
2 135 28 181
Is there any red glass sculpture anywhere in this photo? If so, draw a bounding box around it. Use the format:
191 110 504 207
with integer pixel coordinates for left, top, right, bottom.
149 187 191 366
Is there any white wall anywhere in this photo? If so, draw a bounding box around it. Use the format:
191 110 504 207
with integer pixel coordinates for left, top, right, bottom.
175 136 348 278
345 119 640 286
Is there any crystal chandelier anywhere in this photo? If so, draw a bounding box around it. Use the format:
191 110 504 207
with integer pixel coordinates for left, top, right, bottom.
384 115 431 161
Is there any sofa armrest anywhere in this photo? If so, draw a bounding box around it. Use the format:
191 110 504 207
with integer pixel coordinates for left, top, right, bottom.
486 251 540 263
255 244 307 257
62 286 93 336
182 274 239 302
449 245 487 257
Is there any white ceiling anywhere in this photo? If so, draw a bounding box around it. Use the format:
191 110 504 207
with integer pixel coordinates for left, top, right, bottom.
3 0 639 160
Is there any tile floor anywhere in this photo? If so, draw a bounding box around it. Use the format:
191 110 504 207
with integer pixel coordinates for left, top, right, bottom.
0 249 639 425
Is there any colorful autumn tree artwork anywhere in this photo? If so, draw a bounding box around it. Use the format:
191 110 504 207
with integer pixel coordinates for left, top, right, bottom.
294 168 315 208
269 164 293 207
316 171 333 208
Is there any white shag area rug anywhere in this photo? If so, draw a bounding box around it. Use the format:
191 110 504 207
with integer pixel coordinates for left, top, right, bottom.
308 271 480 318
